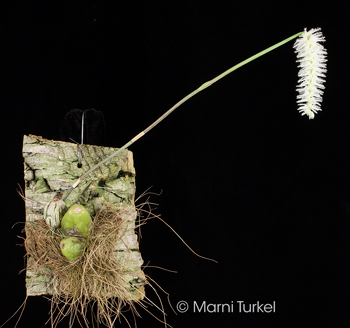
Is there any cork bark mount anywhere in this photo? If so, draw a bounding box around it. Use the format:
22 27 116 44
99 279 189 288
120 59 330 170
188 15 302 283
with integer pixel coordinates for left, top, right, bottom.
23 134 145 300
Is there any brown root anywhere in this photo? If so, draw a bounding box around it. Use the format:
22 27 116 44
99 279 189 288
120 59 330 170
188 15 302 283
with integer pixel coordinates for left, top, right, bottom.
24 207 150 328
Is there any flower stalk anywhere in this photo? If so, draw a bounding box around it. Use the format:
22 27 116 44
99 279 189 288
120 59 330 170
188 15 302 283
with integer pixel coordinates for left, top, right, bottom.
63 30 308 201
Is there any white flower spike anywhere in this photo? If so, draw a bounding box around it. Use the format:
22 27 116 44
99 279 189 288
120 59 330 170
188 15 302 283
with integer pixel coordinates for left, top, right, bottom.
293 28 327 119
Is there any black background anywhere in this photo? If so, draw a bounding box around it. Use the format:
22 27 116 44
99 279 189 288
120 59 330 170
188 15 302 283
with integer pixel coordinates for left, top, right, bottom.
2 1 349 327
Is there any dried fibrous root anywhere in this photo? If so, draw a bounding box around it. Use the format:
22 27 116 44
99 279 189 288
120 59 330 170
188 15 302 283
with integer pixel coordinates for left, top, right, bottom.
24 206 156 328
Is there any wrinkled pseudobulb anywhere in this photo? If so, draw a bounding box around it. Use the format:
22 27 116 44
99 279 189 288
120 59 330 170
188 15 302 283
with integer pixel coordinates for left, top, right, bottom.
61 204 92 238
60 237 86 261
44 193 68 229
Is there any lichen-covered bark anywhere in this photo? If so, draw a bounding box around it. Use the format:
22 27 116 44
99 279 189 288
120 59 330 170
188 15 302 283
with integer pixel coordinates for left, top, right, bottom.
23 134 145 299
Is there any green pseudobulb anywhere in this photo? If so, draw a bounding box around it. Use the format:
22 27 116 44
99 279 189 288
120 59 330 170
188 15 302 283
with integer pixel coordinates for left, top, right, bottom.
60 237 86 261
61 204 92 238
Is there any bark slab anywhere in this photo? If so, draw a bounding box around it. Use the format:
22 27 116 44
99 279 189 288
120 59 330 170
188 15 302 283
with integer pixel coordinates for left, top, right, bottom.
23 134 145 299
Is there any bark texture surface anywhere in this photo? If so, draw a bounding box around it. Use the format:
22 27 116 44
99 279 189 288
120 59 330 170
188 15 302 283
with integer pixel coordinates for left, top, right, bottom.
23 134 145 299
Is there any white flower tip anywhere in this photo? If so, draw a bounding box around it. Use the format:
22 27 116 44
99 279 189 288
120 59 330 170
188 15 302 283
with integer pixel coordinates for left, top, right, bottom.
294 28 327 119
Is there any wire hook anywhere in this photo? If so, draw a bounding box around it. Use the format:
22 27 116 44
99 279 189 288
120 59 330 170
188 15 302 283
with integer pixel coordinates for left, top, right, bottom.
69 110 85 168
77 110 85 167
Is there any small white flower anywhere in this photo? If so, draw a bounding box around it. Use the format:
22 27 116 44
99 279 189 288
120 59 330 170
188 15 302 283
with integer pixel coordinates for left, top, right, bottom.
293 28 327 119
